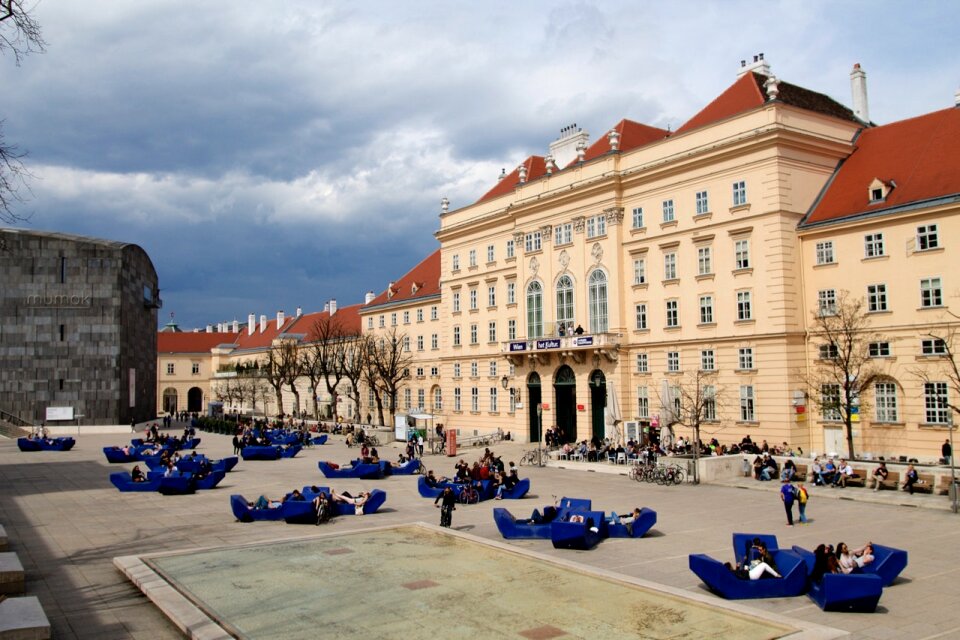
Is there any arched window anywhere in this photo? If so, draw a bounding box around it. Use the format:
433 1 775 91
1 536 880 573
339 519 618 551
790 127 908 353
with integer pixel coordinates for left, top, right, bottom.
588 270 608 333
556 275 574 332
526 281 544 338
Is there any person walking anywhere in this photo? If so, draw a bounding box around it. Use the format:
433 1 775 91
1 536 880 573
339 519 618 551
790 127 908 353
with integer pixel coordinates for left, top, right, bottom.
943 439 953 465
796 482 809 524
780 480 796 526
435 486 456 528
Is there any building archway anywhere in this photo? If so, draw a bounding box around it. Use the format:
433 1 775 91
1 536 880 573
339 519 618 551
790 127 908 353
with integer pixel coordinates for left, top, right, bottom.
187 387 203 413
589 369 606 442
554 365 577 443
162 387 178 415
527 372 542 443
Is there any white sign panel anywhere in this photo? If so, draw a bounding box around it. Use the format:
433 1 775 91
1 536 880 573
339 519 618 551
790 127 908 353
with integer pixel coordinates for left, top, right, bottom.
46 406 74 421
129 368 136 408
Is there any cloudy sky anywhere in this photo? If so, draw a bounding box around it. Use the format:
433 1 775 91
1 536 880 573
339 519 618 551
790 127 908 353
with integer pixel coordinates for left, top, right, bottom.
3 1 958 329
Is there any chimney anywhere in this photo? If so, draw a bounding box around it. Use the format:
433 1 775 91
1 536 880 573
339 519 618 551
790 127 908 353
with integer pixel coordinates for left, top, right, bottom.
323 302 330 313
206 324 213 333
248 313 256 336
277 310 285 329
232 320 239 333
850 63 869 122
296 306 302 317
576 140 587 163
498 168 506 181
365 290 375 304
329 299 337 315
259 314 267 333
548 123 590 169
954 87 959 107
737 52 771 78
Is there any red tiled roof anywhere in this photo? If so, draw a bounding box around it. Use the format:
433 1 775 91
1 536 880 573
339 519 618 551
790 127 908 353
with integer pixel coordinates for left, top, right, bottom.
157 332 239 354
803 107 960 227
676 72 858 135
577 119 669 164
364 249 441 310
285 303 364 340
233 315 301 351
477 156 547 203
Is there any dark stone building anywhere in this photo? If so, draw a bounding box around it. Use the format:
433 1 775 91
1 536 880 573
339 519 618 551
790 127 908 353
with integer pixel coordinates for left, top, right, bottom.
0 228 160 426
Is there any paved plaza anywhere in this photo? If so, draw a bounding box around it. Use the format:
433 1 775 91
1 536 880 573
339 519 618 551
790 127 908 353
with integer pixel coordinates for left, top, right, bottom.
1 428 958 639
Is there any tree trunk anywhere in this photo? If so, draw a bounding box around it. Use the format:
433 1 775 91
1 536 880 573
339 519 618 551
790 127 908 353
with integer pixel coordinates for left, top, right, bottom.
274 388 284 418
289 385 301 418
845 417 856 460
311 385 320 421
374 393 385 426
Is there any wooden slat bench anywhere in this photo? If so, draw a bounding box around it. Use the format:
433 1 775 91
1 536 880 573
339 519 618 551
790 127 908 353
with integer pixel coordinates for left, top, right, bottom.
913 473 935 494
875 470 899 491
938 475 959 496
844 468 867 488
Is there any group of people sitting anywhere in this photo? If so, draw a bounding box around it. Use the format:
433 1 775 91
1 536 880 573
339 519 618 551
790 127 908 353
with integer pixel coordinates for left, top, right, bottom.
809 457 860 487
810 541 876 581
128 451 213 482
247 487 371 524
424 448 520 499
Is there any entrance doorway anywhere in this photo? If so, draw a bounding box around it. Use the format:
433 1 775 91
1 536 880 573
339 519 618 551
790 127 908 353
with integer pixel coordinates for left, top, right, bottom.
162 387 178 415
823 426 845 457
527 372 542 443
589 369 606 442
187 387 203 413
554 365 577 443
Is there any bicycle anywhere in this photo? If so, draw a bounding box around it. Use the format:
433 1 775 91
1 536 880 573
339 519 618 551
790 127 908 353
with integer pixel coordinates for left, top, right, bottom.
457 484 480 504
432 439 446 455
656 464 685 485
519 448 548 466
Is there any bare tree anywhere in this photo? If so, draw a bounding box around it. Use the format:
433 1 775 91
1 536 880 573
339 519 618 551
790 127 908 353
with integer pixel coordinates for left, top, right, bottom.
802 291 884 460
656 369 723 484
262 340 300 418
366 328 414 428
341 334 370 422
1 1 45 223
913 309 960 422
301 314 351 421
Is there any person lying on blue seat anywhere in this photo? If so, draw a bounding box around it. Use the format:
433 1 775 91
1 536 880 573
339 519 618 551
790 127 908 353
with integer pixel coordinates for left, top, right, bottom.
609 508 643 535
252 495 282 510
331 490 371 510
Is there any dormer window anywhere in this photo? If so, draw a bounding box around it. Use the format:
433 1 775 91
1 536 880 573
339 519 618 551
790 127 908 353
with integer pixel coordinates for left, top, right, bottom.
868 178 894 204
411 283 419 294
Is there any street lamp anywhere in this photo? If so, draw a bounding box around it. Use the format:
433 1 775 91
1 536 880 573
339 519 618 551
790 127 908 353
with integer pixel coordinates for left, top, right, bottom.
536 403 544 466
501 375 509 390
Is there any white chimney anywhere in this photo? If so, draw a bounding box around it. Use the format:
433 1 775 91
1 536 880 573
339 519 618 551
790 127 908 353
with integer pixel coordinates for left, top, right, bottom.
206 324 213 333
277 310 285 329
850 63 869 122
329 299 338 315
259 315 267 333
737 53 771 78
296 306 302 317
365 290 375 304
323 302 330 313
248 314 256 336
548 123 590 169
232 320 239 333
954 87 959 107
497 168 506 181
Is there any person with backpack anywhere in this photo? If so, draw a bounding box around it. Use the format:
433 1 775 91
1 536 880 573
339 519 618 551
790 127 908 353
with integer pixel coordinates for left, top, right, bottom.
796 482 809 524
780 480 796 526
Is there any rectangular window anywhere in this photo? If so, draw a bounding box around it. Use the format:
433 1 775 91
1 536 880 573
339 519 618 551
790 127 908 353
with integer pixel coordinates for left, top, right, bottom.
739 385 755 421
418 388 426 409
701 349 715 371
874 382 899 423
662 199 675 223
634 303 647 330
403 311 410 324
468 249 477 267
924 382 950 423
554 223 572 245
469 288 478 310
636 353 648 373
737 290 752 321
506 239 515 258
663 252 677 280
489 361 497 377
391 312 397 326
431 306 438 320
59 324 65 341
489 387 498 412
821 384 842 420
404 388 411 409
665 300 679 327
488 285 496 307
637 386 649 418
524 231 542 252
431 334 438 349
868 341 890 357
453 362 461 378
699 295 713 324
738 347 754 370
667 351 680 372
487 244 495 262
818 289 837 315
864 233 885 258
867 284 888 312
507 282 516 305
815 241 835 265
453 326 461 346
508 319 517 340
488 321 497 343
695 190 709 215
632 206 644 229
417 308 424 322
920 277 943 307
379 315 385 328
633 258 646 285
452 292 461 313
471 387 479 412
452 254 460 271
367 317 373 329
734 239 750 269
454 388 462 411
470 361 478 377
703 385 717 421
470 324 478 344
697 246 712 275
415 367 425 378
921 338 947 355
416 336 424 351
819 343 839 360
586 214 606 239
917 224 939 251
403 336 410 352
166 363 175 375
732 180 747 206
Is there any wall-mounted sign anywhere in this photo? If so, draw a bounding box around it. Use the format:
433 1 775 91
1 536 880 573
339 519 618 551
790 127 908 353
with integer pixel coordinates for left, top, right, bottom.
535 338 561 350
577 404 585 411
25 293 91 308
573 336 594 346
46 406 74 421
509 341 527 352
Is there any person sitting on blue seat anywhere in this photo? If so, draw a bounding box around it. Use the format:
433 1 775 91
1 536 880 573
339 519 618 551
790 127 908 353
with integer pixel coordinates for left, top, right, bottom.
130 465 146 483
609 507 643 535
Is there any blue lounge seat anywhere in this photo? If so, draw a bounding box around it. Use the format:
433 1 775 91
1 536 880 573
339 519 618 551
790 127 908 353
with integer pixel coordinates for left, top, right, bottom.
194 470 226 490
280 444 302 458
103 447 137 463
318 461 383 479
311 434 328 445
550 510 607 550
391 459 421 475
158 475 197 495
241 446 282 460
109 471 161 492
607 507 657 538
792 544 906 588
231 495 285 522
500 478 531 500
688 549 808 599
808 573 883 612
19 437 75 451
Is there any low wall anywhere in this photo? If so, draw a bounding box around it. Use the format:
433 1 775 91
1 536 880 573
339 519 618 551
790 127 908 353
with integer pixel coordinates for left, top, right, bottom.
43 425 136 436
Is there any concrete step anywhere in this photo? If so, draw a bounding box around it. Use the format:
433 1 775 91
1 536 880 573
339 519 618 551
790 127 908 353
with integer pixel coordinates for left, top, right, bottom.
0 596 51 640
0 555 24 596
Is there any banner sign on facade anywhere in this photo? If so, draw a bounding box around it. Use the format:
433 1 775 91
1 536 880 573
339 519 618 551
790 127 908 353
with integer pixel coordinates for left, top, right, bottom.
573 336 594 346
535 338 561 350
509 341 527 352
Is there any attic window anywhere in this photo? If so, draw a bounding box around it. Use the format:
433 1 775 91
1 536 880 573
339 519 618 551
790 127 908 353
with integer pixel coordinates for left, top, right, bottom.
411 283 419 294
868 178 894 204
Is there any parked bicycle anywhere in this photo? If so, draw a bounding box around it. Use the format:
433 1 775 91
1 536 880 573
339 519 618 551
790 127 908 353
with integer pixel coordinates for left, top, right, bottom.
519 448 549 466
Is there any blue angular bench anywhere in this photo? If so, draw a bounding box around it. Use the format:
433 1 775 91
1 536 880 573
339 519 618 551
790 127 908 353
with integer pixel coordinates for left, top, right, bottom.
688 550 808 599
231 487 387 523
550 510 607 550
241 445 283 460
792 543 907 588
18 437 75 451
493 497 591 539
319 461 384 479
606 507 657 538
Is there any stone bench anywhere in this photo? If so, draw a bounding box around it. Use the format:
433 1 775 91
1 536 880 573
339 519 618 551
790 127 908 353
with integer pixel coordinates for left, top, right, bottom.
0 554 24 596
0 596 51 640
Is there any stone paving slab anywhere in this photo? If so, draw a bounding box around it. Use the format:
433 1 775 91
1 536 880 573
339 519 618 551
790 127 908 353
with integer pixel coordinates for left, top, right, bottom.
0 596 50 640
1 428 960 639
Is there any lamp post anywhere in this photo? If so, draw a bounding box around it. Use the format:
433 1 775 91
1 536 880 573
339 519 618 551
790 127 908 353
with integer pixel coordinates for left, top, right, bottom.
537 403 544 466
949 412 957 514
